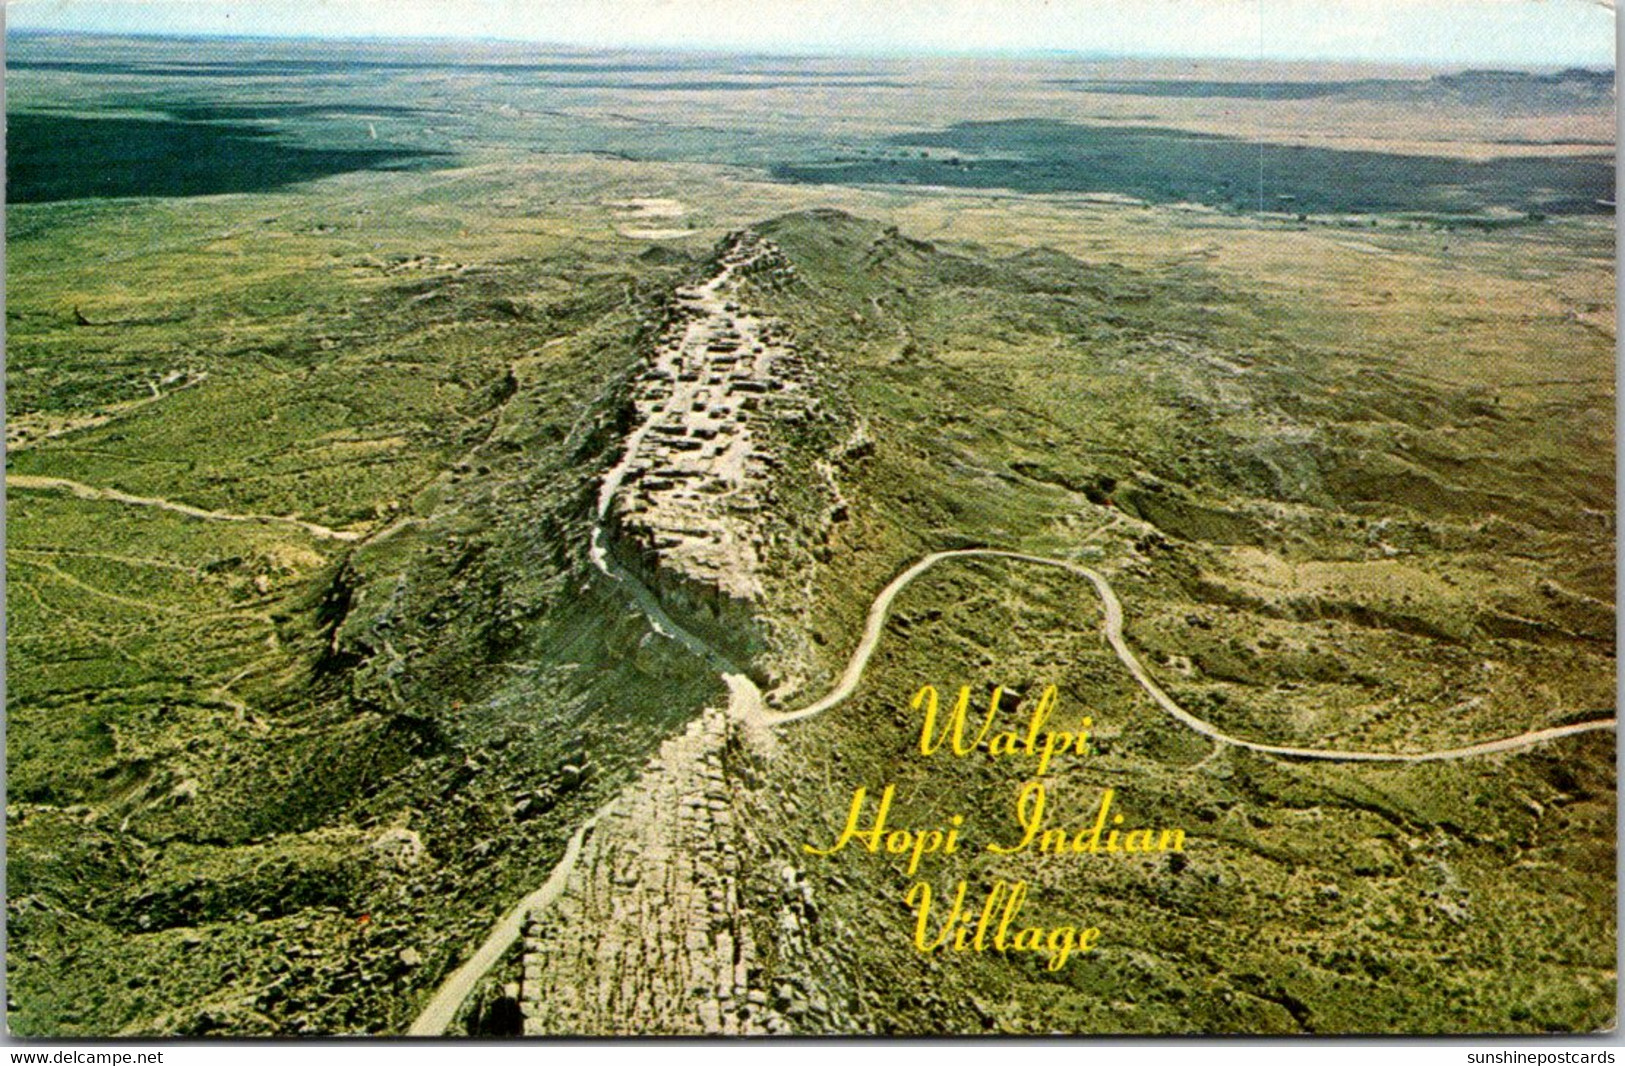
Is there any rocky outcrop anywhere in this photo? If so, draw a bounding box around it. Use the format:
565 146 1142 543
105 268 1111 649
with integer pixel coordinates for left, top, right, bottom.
516 230 860 1036
518 709 811 1035
598 230 822 670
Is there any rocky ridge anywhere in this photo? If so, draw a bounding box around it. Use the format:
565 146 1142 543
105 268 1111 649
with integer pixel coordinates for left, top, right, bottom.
599 229 841 671
512 231 858 1034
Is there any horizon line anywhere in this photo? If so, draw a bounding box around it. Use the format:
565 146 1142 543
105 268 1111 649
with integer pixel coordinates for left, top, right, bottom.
5 25 1618 68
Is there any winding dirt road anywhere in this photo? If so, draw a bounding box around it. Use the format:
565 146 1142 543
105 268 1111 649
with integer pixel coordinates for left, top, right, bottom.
6 474 363 541
778 548 1616 761
406 816 599 1036
410 544 1615 1034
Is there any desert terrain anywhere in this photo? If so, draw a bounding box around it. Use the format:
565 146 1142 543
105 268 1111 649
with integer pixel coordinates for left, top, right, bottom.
5 32 1615 1035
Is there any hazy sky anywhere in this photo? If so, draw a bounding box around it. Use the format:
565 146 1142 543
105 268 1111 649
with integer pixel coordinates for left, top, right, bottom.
7 0 1617 64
